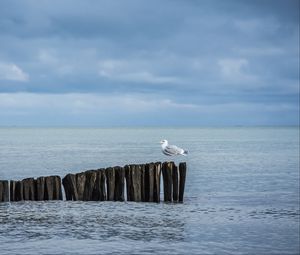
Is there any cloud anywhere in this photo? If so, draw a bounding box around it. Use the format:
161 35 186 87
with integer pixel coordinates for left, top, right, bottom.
98 59 179 84
37 49 74 75
0 0 298 125
218 58 257 84
234 46 285 56
0 92 196 114
0 62 29 81
0 92 298 126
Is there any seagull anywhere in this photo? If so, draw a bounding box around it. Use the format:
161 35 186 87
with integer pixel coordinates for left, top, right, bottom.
160 139 188 156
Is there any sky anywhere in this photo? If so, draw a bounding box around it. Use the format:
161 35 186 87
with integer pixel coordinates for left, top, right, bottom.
0 0 299 126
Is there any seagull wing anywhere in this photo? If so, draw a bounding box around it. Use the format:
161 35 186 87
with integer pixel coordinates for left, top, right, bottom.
162 149 173 156
164 145 184 155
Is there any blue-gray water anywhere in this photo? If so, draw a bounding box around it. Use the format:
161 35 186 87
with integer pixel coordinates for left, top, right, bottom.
0 127 299 255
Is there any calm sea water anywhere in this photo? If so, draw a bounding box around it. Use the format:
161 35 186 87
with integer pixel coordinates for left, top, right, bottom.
0 127 299 255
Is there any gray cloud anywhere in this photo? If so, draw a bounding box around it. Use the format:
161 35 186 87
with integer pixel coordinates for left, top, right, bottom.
0 0 298 125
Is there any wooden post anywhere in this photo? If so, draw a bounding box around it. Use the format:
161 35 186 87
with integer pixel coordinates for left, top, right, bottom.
153 162 161 203
22 178 36 200
53 176 62 200
144 163 159 202
106 167 115 201
44 176 62 200
45 176 53 200
76 172 86 201
179 162 187 202
0 180 9 202
92 169 106 201
10 180 16 201
172 164 179 202
162 162 173 202
125 165 132 201
15 181 23 201
99 170 107 201
140 164 146 202
83 170 97 201
144 163 152 202
62 174 78 201
131 164 142 202
36 177 45 201
114 166 125 201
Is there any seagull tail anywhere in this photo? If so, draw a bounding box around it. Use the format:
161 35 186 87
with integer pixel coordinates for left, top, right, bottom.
183 150 188 156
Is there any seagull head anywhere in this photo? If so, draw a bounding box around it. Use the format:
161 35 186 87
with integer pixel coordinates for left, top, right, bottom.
160 139 168 145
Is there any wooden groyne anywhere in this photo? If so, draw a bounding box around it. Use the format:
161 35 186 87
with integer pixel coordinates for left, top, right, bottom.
0 161 186 203
8 176 62 201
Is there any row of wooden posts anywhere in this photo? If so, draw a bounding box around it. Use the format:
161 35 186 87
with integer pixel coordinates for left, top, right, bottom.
0 161 186 203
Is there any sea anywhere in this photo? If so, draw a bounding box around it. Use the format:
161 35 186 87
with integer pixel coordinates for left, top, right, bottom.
0 127 299 255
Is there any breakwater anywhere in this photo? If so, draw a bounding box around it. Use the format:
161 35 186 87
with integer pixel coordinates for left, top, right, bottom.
0 161 186 203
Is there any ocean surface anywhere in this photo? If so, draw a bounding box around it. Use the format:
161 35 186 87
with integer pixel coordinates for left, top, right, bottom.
0 127 299 255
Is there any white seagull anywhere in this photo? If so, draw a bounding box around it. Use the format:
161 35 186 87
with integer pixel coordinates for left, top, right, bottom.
160 139 188 156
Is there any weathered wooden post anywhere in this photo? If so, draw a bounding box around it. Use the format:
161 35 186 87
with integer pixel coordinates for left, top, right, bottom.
76 172 86 201
10 180 23 201
53 176 63 200
141 164 146 202
131 164 142 202
45 176 54 200
44 176 62 200
143 162 161 203
62 174 78 201
22 178 36 200
10 181 16 201
124 164 143 202
0 180 9 202
106 167 115 201
162 162 173 202
144 163 153 202
36 177 45 201
91 169 106 201
172 164 180 202
153 162 161 202
125 165 133 201
114 166 125 201
99 169 107 201
83 170 97 201
178 162 187 202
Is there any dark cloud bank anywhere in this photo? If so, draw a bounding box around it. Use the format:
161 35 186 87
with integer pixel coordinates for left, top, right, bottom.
0 0 299 126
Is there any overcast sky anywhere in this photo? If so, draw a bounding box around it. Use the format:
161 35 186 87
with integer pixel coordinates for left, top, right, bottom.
0 0 299 126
